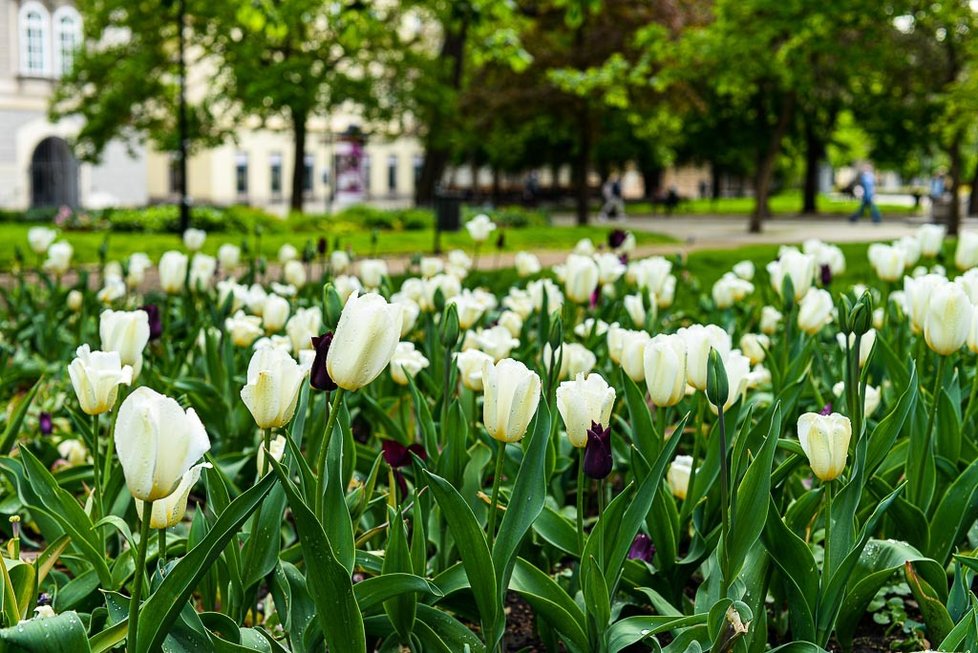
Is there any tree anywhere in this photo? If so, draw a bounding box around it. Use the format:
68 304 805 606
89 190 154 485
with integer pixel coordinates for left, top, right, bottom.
200 0 396 212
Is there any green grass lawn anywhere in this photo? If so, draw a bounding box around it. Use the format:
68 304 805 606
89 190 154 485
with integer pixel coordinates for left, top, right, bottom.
627 190 916 217
0 222 676 270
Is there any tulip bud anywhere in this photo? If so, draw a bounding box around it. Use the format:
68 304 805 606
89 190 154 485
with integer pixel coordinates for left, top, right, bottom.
441 303 460 348
262 295 290 333
563 254 600 304
240 347 305 429
159 251 188 294
68 345 133 415
309 333 337 392
455 349 494 391
583 421 613 479
797 412 851 482
323 283 344 329
797 288 833 335
627 533 656 562
482 358 541 442
100 309 150 378
555 373 616 448
836 295 854 335
548 316 563 354
705 348 729 409
115 387 212 501
327 293 403 391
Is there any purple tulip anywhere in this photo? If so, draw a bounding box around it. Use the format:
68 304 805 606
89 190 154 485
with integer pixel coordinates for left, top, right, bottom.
819 403 833 416
608 229 627 249
317 237 328 256
820 264 832 286
627 533 656 563
141 304 163 340
39 412 53 436
309 333 337 392
584 421 613 480
382 439 427 498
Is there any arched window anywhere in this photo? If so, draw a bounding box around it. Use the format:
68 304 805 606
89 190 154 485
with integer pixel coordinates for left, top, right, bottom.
19 2 50 77
53 7 82 77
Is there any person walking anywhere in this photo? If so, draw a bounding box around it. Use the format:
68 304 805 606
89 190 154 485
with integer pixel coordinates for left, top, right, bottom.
849 163 882 224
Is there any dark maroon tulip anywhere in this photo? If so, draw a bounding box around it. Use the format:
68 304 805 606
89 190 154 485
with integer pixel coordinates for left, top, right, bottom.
381 439 427 468
495 231 506 250
589 287 601 310
820 264 832 286
382 439 427 497
608 229 627 249
618 253 629 265
39 412 53 436
141 304 163 340
317 237 328 256
309 333 337 392
584 421 613 480
819 403 833 416
627 533 656 563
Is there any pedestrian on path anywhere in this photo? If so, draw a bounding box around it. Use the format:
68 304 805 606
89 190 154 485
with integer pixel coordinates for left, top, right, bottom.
849 163 882 224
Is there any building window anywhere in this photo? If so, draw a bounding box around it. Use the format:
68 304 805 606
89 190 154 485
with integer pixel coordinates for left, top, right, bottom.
19 2 50 77
270 153 282 198
303 154 314 194
235 152 248 196
53 7 81 77
168 156 182 195
387 155 398 194
413 154 423 189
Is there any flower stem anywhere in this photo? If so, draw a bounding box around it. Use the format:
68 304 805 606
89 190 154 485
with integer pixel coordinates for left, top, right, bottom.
91 414 103 529
823 480 834 580
128 500 153 650
260 428 272 476
487 440 506 546
915 356 946 506
597 479 606 570
315 389 344 522
717 403 731 596
576 447 586 555
158 529 167 564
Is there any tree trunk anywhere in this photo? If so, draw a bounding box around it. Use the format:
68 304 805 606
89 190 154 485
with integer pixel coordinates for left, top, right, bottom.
572 108 591 226
290 108 307 213
415 17 468 206
948 134 963 236
491 166 501 205
711 162 721 201
749 92 796 233
641 166 662 200
802 119 822 215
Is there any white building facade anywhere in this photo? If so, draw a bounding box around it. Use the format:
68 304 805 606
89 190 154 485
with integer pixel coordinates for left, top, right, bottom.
0 0 149 210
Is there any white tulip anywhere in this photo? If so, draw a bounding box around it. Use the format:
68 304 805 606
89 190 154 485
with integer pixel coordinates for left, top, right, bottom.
330 249 351 273
556 373 616 447
832 382 881 418
100 309 150 378
667 455 693 500
327 293 403 390
455 349 494 392
564 254 600 304
595 252 626 285
543 342 597 380
515 251 542 277
573 238 595 256
115 387 211 501
43 241 73 275
390 342 430 385
732 260 755 281
256 434 287 475
643 333 687 407
482 358 541 442
619 329 652 382
797 412 851 482
159 251 188 294
283 260 306 288
472 325 520 362
767 250 815 300
27 226 57 254
739 333 769 366
225 310 264 347
262 295 290 332
278 243 299 263
67 345 133 415
760 306 782 335
67 289 84 312
466 214 497 243
285 307 322 353
836 330 876 367
924 281 972 356
904 274 946 333
677 324 731 391
189 253 216 290
135 463 209 528
956 231 978 270
797 288 833 335
358 259 388 289
218 243 241 270
528 279 564 314
240 347 305 429
182 228 206 251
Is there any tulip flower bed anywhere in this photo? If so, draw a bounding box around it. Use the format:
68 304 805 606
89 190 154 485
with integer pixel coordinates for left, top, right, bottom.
3 218 978 652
